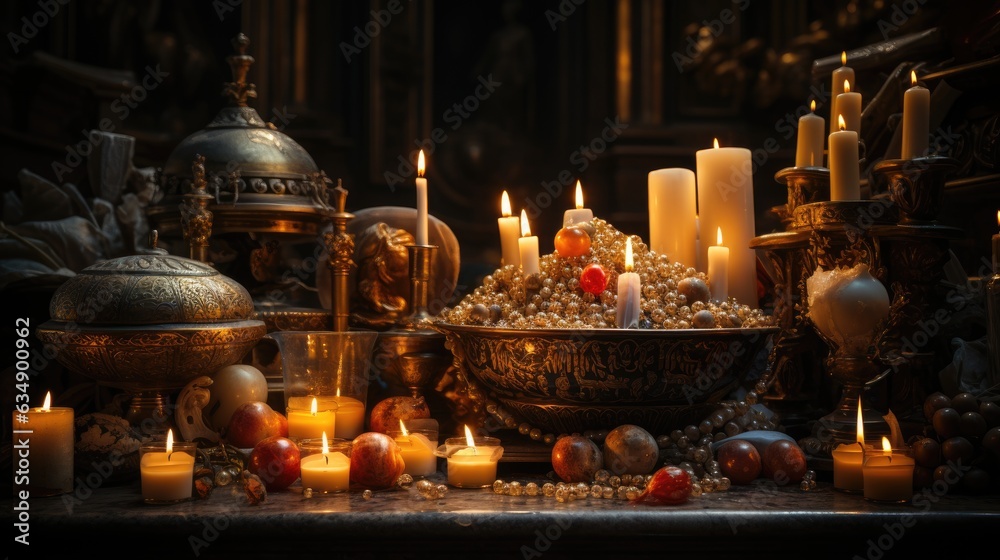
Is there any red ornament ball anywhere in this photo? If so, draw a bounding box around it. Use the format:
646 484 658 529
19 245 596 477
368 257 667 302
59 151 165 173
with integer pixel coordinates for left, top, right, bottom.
580 263 607 295
554 226 591 257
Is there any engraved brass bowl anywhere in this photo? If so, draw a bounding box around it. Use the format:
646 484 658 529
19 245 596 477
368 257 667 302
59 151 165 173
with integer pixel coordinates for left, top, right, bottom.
434 323 778 434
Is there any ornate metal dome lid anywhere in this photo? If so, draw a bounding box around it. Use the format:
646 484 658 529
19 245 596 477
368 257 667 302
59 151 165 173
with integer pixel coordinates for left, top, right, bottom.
149 34 331 236
48 232 256 325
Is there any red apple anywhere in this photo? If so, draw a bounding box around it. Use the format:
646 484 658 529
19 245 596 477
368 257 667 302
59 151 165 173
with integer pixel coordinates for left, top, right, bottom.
248 436 301 491
225 401 288 449
350 432 405 489
369 396 431 434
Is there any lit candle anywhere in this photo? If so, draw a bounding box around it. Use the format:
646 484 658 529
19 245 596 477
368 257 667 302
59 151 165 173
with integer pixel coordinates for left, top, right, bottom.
862 436 915 503
695 138 757 307
832 397 867 493
497 190 521 269
829 115 861 201
707 227 730 302
393 420 438 478
286 396 337 442
12 392 74 496
139 429 196 503
333 390 366 440
518 209 540 278
901 70 930 159
444 426 503 488
647 168 697 267
563 180 594 227
836 79 862 135
795 100 826 167
415 150 429 245
299 432 351 493
616 238 641 329
830 51 855 136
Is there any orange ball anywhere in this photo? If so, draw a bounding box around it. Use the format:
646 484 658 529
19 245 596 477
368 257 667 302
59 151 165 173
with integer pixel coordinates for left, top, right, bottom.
554 226 591 257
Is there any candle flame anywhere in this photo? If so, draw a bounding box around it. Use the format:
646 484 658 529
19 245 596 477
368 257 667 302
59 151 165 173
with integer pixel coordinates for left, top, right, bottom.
838 114 846 132
336 388 340 398
841 51 847 66
501 190 512 217
713 138 720 149
996 210 999 227
910 70 917 86
625 237 634 271
42 391 51 411
575 180 584 209
166 429 174 454
856 396 865 445
881 436 892 453
520 209 531 237
399 419 409 437
322 431 329 454
810 99 816 112
417 150 426 177
310 397 318 416
844 79 851 94
464 425 477 449
716 227 723 246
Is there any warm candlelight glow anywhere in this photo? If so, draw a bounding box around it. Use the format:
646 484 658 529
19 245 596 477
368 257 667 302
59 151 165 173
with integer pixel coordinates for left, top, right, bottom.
575 180 584 209
844 79 851 94
464 425 477 450
520 209 531 237
42 391 51 411
881 436 892 454
321 431 329 454
501 190 512 217
716 227 723 246
996 210 999 228
838 114 846 132
911 70 917 86
310 397 318 416
417 150 426 177
713 137 720 149
856 396 865 444
399 419 410 437
625 237 634 271
166 429 174 454
842 51 847 66
810 99 816 112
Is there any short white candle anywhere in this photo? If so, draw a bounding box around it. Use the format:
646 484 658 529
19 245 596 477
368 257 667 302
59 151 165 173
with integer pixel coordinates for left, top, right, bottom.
332 392 366 440
415 150 428 246
829 115 861 201
394 420 438 478
647 168 697 268
299 432 351 493
518 209 540 278
140 429 196 503
12 392 74 496
836 79 862 135
901 70 930 159
563 180 594 227
707 227 730 302
862 437 915 502
286 396 337 441
497 190 521 269
616 238 641 329
795 100 826 167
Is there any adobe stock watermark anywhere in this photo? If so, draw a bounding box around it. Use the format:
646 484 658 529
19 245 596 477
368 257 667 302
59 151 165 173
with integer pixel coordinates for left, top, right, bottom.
544 0 585 31
877 0 930 39
672 0 751 72
383 74 503 190
340 0 412 63
520 518 573 559
7 0 70 54
523 116 628 218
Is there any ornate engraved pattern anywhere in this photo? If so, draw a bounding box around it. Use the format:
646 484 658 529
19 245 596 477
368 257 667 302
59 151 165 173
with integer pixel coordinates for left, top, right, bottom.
874 157 957 223
497 398 719 436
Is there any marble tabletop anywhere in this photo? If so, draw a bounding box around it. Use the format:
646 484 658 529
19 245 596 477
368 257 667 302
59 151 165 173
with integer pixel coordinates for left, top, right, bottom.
6 468 1000 560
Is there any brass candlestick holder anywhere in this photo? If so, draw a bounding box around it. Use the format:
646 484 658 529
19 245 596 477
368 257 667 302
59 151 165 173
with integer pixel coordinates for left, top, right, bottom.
401 244 438 330
180 154 214 264
324 180 355 332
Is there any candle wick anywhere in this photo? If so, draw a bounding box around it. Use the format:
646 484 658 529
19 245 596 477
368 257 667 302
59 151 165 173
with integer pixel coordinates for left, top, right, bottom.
325 455 329 466
167 451 173 461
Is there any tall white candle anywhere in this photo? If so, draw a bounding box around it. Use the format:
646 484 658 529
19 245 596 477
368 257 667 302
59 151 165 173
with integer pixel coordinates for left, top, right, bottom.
497 190 521 268
415 150 428 245
695 139 758 307
647 168 697 268
12 392 74 496
901 70 930 159
616 238 641 328
830 51 855 136
829 115 861 201
837 80 862 135
707 227 730 302
518 209 540 278
795 100 825 167
563 180 594 227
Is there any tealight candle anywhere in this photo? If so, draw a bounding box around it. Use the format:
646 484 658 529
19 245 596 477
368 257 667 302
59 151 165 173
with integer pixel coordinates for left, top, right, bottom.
415 150 429 246
390 420 438 478
333 391 366 440
439 426 503 488
863 436 915 503
139 429 197 504
832 397 867 493
830 51 855 136
901 70 930 159
286 396 337 442
616 238 641 328
497 190 521 268
12 392 74 496
299 432 351 493
563 180 594 227
518 209 540 278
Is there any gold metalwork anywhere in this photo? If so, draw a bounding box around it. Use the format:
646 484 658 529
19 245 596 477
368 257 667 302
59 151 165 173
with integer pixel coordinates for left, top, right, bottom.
872 156 958 223
180 154 214 263
350 223 413 329
401 244 438 330
324 179 355 332
773 166 831 226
